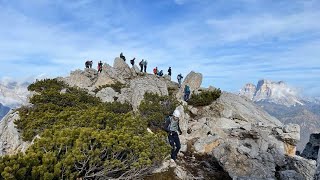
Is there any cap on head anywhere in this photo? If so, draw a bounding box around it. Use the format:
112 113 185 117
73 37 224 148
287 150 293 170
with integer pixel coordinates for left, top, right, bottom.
173 110 180 118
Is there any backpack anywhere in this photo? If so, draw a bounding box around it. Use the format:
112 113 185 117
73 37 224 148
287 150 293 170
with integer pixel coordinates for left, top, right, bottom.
139 61 143 66
163 115 171 132
185 85 190 93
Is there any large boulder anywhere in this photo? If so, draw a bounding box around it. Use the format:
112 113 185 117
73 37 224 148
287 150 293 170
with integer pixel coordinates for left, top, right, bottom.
176 71 202 100
113 57 132 79
0 111 30 156
96 87 119 103
121 75 169 110
61 68 98 89
173 92 311 179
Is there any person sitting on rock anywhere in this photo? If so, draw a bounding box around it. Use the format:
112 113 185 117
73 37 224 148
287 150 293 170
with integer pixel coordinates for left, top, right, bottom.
139 59 144 72
120 52 126 61
130 58 135 67
98 61 103 73
177 74 183 88
168 67 172 76
153 67 158 75
184 85 190 101
164 109 182 162
158 70 163 77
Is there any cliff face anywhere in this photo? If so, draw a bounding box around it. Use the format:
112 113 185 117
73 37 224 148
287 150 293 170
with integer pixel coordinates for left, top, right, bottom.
0 111 30 156
240 80 303 107
0 58 316 179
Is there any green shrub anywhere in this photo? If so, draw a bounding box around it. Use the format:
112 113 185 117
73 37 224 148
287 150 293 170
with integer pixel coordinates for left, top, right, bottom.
2 79 170 179
138 92 179 131
187 89 222 107
28 78 66 93
167 86 178 96
93 81 126 93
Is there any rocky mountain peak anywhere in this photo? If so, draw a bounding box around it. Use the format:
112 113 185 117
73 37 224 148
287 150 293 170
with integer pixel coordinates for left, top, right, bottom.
0 57 317 179
240 79 303 107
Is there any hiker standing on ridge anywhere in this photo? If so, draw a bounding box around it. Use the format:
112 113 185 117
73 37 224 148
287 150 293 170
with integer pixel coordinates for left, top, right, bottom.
85 61 89 68
130 58 135 67
153 67 158 75
184 85 191 101
139 59 144 72
98 61 103 73
168 67 172 76
177 73 183 88
89 61 93 68
143 59 148 73
120 52 126 61
164 109 182 163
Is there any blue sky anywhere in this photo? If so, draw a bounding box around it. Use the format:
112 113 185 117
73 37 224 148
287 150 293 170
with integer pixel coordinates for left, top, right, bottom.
0 0 319 96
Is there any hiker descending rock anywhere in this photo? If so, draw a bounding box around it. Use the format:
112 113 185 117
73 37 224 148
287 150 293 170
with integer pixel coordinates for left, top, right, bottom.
164 109 182 162
85 60 93 68
130 57 135 67
177 73 183 88
158 70 163 77
120 52 126 61
184 85 190 101
98 61 103 73
168 67 172 76
153 67 158 75
139 59 144 72
143 59 148 73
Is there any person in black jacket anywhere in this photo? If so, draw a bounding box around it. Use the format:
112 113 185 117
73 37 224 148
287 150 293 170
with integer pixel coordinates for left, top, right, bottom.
164 109 182 161
168 67 172 76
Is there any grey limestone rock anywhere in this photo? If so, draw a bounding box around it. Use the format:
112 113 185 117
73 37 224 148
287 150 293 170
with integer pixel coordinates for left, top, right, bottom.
0 111 30 156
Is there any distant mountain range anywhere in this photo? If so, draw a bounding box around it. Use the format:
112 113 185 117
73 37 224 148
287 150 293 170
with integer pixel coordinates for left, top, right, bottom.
0 81 31 120
239 79 320 151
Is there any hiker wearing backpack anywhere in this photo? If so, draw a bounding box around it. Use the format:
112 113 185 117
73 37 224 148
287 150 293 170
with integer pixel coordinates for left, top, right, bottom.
139 60 144 72
164 109 182 162
130 58 135 67
177 74 183 88
120 52 126 61
98 61 103 73
184 85 191 101
143 59 148 73
168 67 172 76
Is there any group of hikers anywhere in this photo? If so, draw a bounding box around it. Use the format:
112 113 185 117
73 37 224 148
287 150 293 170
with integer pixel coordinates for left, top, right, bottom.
85 52 192 164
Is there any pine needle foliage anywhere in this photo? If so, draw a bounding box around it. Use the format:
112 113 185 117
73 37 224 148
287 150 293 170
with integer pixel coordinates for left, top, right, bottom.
187 89 222 107
138 92 179 131
0 79 169 179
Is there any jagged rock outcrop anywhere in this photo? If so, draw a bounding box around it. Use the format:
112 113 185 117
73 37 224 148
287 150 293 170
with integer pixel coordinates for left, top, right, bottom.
239 80 303 107
176 71 202 100
113 57 134 79
0 111 30 156
119 75 168 110
171 92 314 179
61 68 98 90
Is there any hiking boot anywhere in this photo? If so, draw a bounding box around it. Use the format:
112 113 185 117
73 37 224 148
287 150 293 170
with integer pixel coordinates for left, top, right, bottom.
169 159 176 167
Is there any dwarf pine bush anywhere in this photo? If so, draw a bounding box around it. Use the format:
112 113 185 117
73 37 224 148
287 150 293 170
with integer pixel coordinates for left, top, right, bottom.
1 79 169 179
188 89 222 107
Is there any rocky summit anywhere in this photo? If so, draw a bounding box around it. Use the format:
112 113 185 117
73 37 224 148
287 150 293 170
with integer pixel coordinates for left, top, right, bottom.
0 58 318 179
240 79 303 107
240 80 320 151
